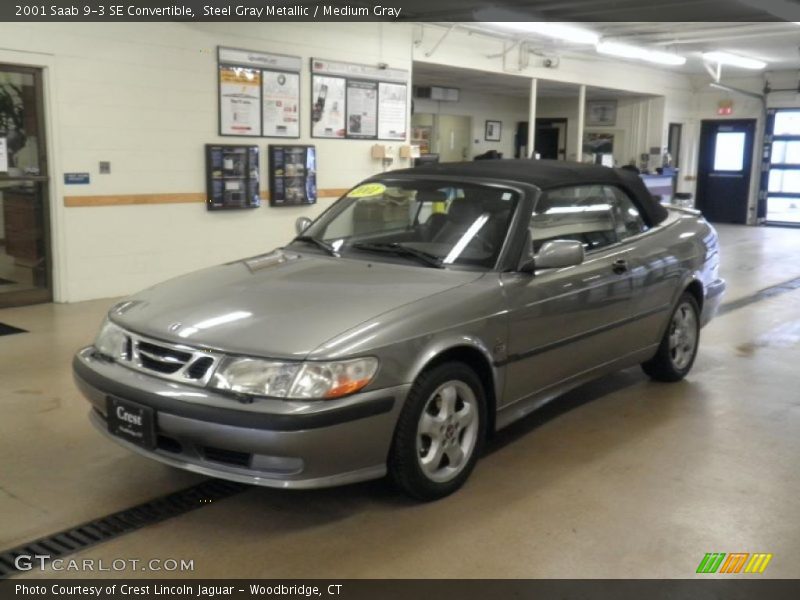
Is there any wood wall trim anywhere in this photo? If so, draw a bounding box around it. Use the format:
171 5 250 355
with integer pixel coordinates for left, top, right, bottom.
63 188 350 208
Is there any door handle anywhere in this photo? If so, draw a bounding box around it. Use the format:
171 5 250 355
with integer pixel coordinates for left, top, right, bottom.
612 259 629 274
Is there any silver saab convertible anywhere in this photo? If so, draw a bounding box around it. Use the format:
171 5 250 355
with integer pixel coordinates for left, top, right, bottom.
74 160 725 500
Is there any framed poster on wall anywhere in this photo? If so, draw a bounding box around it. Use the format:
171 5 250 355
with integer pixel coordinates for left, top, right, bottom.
377 82 407 141
586 100 618 126
485 120 502 142
262 70 300 138
268 145 317 207
346 80 378 139
218 66 261 136
311 75 346 139
205 144 261 210
311 58 409 141
218 47 302 138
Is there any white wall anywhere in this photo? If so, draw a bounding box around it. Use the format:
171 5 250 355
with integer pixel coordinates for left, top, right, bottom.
413 90 529 159
0 22 414 302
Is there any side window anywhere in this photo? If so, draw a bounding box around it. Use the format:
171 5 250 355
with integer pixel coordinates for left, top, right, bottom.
603 186 648 240
530 185 617 252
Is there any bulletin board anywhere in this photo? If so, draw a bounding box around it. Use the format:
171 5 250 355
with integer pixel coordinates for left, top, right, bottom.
218 46 302 138
310 58 408 141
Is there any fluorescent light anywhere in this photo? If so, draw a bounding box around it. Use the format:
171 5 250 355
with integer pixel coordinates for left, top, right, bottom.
596 41 686 66
702 51 766 70
642 50 687 66
488 22 599 45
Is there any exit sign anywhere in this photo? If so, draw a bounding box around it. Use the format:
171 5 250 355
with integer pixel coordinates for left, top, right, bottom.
718 100 734 116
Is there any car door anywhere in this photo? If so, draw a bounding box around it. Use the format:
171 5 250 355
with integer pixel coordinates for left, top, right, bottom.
499 184 641 409
602 184 679 350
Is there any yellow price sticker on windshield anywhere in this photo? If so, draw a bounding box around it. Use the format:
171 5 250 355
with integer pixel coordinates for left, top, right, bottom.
347 183 386 198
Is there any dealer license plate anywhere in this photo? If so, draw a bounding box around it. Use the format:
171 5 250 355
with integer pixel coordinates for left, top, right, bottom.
106 396 156 450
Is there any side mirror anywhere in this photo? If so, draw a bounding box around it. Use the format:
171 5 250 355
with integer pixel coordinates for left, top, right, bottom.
295 216 312 236
520 240 584 272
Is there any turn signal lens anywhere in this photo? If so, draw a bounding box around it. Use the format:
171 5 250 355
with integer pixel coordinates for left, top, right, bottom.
289 358 379 399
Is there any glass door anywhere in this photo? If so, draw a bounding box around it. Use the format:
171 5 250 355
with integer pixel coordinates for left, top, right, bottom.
0 64 51 307
766 110 800 225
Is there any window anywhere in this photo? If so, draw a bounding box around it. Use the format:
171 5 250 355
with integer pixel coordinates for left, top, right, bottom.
604 186 648 240
531 185 616 252
771 140 800 165
768 169 800 194
301 181 518 269
766 109 800 224
713 132 746 171
773 111 800 136
530 185 647 252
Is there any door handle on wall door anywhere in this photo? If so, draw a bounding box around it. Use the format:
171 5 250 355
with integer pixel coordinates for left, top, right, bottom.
612 259 629 274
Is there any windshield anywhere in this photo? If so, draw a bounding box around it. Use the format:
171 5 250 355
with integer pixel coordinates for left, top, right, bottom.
297 179 520 269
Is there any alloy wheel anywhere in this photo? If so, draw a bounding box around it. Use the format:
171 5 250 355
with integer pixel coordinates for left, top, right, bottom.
415 380 479 483
669 301 698 370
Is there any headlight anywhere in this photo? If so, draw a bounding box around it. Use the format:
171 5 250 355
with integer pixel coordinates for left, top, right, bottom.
94 318 128 359
211 356 378 400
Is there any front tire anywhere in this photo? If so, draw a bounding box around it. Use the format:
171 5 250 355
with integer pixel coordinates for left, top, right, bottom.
389 362 486 501
642 292 700 382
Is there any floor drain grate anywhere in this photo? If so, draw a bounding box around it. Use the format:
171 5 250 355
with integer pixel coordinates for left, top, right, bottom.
0 479 247 579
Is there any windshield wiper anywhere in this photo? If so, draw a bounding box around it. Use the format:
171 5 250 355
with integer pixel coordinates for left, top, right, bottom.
351 242 444 269
293 235 338 257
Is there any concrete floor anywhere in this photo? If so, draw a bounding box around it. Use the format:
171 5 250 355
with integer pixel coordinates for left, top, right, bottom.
1 223 799 578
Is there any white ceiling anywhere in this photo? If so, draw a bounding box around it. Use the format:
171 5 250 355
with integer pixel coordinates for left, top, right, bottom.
399 0 800 24
453 21 800 74
413 62 653 99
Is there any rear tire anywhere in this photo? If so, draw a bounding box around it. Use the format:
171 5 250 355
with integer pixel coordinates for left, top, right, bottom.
389 362 486 501
642 292 700 382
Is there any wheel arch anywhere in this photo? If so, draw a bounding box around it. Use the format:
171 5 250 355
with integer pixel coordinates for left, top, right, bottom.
409 341 499 437
684 278 704 313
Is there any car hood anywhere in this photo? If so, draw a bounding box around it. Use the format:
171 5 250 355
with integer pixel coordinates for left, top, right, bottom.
109 250 483 360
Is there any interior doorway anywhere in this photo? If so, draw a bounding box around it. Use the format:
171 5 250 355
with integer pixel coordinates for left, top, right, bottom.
0 63 51 307
434 115 472 162
535 118 568 160
695 119 756 224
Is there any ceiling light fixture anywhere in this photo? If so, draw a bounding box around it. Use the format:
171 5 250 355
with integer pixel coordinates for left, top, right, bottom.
702 51 767 70
487 22 600 45
596 41 686 66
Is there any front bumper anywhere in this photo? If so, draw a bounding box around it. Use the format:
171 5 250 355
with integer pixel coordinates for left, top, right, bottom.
73 347 408 489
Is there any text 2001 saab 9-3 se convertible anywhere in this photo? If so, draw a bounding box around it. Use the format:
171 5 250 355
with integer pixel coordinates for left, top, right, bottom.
73 160 725 500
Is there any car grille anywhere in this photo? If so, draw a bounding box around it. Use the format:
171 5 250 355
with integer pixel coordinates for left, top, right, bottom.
137 341 193 374
113 330 221 386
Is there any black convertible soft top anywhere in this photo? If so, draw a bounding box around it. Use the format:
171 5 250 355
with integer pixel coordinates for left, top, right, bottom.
389 159 669 226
